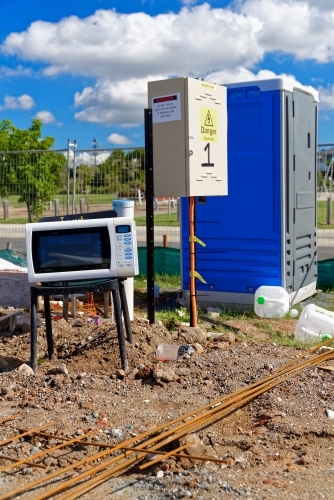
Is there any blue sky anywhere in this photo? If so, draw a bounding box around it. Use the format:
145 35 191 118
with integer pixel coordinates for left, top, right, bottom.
1 0 334 150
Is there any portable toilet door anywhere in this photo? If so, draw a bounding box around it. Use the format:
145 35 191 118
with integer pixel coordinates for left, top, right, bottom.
290 88 317 294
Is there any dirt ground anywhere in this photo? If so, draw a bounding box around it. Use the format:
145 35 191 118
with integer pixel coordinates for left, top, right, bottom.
0 290 334 499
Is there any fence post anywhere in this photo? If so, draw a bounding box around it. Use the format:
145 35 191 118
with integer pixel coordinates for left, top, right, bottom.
80 198 85 214
137 189 142 205
3 199 8 220
327 196 332 225
54 199 59 217
145 108 155 325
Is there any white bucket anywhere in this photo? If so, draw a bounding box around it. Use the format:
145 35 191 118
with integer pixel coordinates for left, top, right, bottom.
294 304 334 344
254 286 289 318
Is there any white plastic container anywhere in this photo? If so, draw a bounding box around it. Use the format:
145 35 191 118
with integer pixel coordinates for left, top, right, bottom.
156 343 179 362
254 286 289 318
294 304 334 343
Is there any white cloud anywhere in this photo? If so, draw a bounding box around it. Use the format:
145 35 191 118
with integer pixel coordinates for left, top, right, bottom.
303 0 334 10
181 0 198 5
318 85 334 110
35 110 56 123
204 67 280 85
107 133 131 145
74 76 162 126
74 151 111 165
1 6 264 80
2 1 333 124
241 0 334 62
0 94 35 110
0 65 32 78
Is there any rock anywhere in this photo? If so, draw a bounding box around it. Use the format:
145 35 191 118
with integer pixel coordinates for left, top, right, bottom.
0 386 15 398
71 318 85 327
209 312 220 319
153 367 177 383
115 369 126 379
317 346 334 354
178 434 215 466
156 470 164 478
213 332 235 344
17 363 34 376
178 326 208 344
126 369 139 381
10 313 42 333
30 446 40 455
137 317 150 325
47 364 69 376
44 457 58 467
131 325 142 335
206 307 221 314
20 467 33 475
193 343 204 353
136 365 154 379
77 372 87 379
325 409 334 419
110 428 123 439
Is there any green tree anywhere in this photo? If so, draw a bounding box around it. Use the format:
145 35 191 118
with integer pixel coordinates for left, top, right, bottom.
0 119 66 221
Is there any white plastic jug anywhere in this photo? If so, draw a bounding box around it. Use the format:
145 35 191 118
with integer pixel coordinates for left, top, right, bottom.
294 304 334 344
254 286 290 318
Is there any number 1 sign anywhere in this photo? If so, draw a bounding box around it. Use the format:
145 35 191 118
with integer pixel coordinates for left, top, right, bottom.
148 77 228 197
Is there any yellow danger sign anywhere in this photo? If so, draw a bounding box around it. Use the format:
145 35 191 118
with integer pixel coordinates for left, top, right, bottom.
200 108 218 143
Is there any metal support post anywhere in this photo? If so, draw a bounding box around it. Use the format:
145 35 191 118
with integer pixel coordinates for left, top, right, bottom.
144 108 155 325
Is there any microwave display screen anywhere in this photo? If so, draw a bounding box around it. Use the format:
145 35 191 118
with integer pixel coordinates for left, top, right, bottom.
32 227 111 274
115 225 131 234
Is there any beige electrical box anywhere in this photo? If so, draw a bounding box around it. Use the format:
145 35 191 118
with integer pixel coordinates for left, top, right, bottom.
148 77 228 197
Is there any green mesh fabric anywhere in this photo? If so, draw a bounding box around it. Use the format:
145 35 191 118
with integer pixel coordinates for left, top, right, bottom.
317 259 334 288
138 247 180 276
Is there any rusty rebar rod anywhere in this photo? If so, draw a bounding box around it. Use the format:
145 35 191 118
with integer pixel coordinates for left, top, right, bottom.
138 441 195 470
0 429 98 474
0 422 54 449
0 414 20 425
121 446 230 463
4 341 334 500
41 348 334 500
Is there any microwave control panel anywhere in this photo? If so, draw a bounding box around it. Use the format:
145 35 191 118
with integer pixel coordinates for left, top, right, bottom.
114 223 138 277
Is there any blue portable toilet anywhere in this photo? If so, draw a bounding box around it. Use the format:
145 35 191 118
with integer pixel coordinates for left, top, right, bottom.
179 78 319 310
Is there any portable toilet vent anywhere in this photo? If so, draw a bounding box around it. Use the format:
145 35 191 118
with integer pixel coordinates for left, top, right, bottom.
179 77 319 311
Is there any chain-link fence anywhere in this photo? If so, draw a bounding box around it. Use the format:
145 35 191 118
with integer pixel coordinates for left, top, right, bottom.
0 144 181 258
2 142 334 265
317 143 334 262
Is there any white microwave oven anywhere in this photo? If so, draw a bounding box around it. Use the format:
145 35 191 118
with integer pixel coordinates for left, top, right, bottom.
25 216 139 283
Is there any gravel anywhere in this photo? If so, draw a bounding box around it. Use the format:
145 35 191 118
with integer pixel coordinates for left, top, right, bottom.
0 294 334 499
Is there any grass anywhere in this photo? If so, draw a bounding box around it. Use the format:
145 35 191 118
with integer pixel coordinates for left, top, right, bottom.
0 218 28 224
155 307 191 331
135 212 179 227
318 200 334 228
135 273 181 290
0 198 333 229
